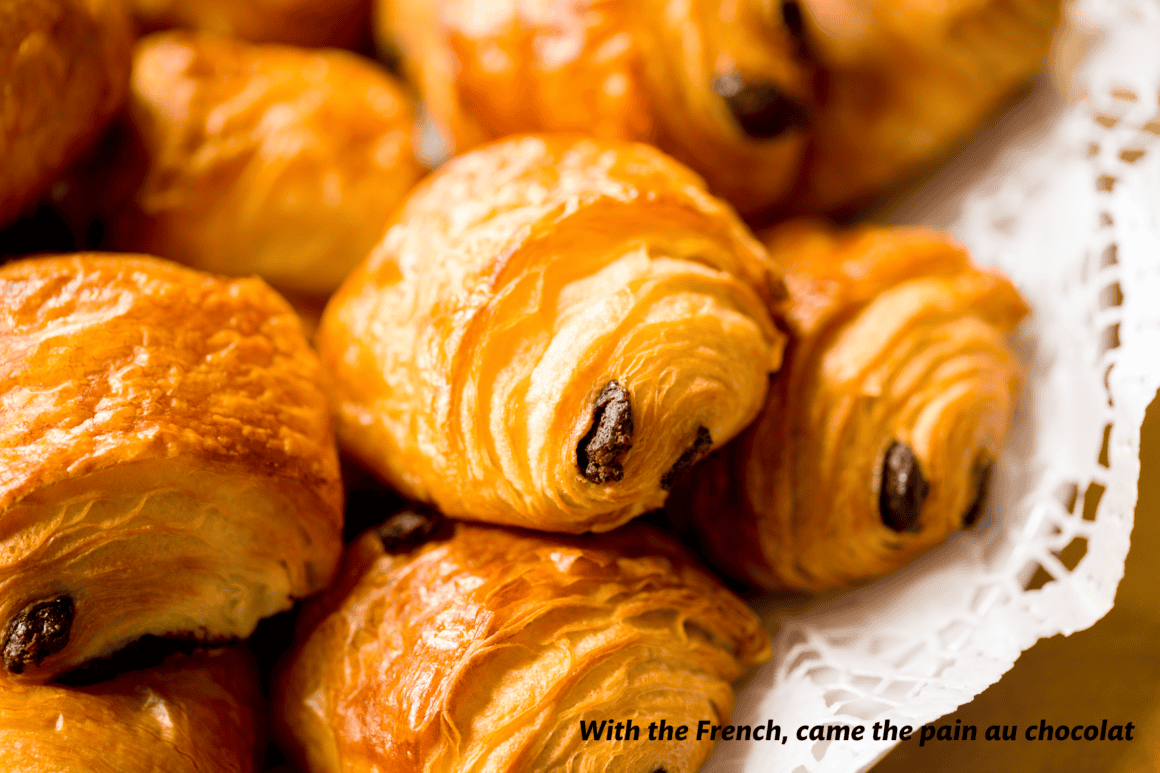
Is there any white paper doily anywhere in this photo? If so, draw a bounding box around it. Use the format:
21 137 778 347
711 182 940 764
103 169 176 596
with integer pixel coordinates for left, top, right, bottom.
705 1 1160 771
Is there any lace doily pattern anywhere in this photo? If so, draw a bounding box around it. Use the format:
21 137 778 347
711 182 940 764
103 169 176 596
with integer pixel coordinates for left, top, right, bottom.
705 2 1160 770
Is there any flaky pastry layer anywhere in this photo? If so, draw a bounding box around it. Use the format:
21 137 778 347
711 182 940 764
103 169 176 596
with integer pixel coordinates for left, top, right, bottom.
277 520 771 773
317 135 786 533
682 222 1029 591
0 255 342 679
0 647 262 772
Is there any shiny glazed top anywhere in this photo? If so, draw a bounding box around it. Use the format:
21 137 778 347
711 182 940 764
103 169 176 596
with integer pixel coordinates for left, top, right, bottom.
318 134 787 533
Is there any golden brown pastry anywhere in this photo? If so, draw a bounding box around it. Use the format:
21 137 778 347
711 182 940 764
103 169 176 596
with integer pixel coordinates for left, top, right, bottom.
0 254 343 680
0 0 133 227
0 647 262 772
790 0 1061 212
679 221 1028 592
378 0 812 216
317 135 787 534
377 0 1059 216
111 32 426 297
277 511 772 773
131 0 371 48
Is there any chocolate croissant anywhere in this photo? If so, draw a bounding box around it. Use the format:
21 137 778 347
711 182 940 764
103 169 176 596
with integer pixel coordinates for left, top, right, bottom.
317 135 787 534
277 511 771 773
791 0 1061 212
679 222 1028 592
111 32 426 297
0 255 343 679
377 0 1058 216
377 0 812 216
0 647 262 772
0 0 133 227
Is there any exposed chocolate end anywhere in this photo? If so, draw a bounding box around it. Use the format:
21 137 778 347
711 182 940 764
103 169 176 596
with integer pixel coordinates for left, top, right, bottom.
377 506 443 554
781 0 805 40
961 457 994 528
578 381 634 484
781 0 810 59
712 73 809 139
879 441 929 533
661 425 714 491
3 596 75 674
55 635 212 687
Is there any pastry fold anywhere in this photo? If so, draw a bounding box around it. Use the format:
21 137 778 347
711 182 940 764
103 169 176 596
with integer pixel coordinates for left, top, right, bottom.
112 32 425 297
317 135 787 533
0 255 343 680
0 647 262 772
377 0 812 215
277 514 772 773
0 0 133 226
681 222 1028 592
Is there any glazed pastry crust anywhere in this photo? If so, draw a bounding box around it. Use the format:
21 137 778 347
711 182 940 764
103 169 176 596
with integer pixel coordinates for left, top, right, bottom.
113 32 425 297
793 0 1062 211
0 647 262 772
0 255 343 679
683 222 1028 591
0 0 133 226
130 0 371 48
317 135 786 533
378 0 812 215
277 520 772 773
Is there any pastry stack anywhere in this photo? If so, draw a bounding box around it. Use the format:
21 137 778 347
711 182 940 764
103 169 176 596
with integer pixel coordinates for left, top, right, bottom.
0 0 1050 770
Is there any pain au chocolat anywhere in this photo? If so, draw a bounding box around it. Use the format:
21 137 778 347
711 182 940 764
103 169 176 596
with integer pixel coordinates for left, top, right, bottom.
377 0 1059 217
790 0 1062 212
0 0 133 227
680 222 1028 592
0 255 343 680
0 647 262 772
316 134 787 534
377 0 812 217
276 512 771 773
111 31 426 298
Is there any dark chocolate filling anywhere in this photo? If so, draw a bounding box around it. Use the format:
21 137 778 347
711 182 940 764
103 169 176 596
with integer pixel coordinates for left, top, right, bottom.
712 73 809 139
377 506 444 554
961 457 994 528
3 595 75 674
879 441 929 533
577 381 634 484
54 634 215 687
780 0 811 59
660 425 713 491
